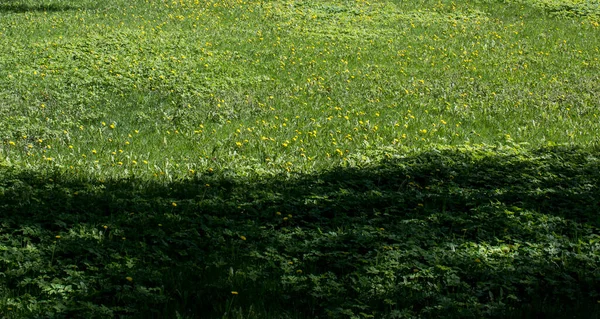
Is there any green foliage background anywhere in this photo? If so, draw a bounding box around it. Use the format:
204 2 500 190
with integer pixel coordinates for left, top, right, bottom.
0 0 599 317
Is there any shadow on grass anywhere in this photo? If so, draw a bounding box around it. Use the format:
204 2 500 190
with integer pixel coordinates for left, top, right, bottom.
0 2 78 13
0 145 599 318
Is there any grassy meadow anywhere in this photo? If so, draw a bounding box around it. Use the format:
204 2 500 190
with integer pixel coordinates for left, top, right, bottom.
1 0 600 317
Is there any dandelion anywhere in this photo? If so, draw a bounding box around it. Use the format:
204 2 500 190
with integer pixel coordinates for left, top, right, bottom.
240 236 246 240
126 277 133 282
55 235 61 239
231 291 238 295
172 202 177 207
475 258 481 263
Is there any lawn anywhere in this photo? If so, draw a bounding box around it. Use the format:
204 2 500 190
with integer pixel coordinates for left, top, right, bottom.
0 0 599 317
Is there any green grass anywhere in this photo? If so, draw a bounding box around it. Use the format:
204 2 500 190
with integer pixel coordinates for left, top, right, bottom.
0 0 599 317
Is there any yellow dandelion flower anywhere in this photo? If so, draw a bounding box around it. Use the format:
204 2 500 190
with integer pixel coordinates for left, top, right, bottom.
240 236 246 240
126 277 133 282
231 291 238 295
172 202 177 207
55 235 61 239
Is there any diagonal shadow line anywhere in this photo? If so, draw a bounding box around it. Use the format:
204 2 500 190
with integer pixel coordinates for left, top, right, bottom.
0 145 599 317
0 3 78 13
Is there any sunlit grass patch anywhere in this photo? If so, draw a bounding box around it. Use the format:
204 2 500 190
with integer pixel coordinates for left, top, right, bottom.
515 0 600 18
